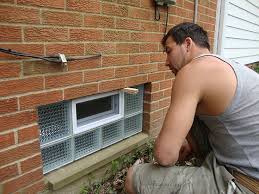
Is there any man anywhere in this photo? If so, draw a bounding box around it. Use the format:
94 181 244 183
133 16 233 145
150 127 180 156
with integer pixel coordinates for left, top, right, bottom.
125 22 259 194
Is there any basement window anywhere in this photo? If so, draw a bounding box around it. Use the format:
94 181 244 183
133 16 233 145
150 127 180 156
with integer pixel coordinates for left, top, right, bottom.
38 85 144 174
72 91 123 134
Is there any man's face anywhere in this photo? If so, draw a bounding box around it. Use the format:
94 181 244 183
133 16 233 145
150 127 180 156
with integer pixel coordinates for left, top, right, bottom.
164 36 187 75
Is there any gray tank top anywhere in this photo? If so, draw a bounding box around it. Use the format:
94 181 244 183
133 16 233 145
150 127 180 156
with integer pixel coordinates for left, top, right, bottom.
195 54 259 180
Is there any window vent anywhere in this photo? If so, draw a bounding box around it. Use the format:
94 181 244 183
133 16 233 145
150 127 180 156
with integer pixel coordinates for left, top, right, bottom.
38 85 144 174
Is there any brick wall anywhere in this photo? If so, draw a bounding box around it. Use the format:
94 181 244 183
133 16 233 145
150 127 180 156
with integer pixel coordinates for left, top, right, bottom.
0 0 217 193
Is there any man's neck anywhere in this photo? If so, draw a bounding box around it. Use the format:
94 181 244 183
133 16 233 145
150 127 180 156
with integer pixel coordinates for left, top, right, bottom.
192 48 211 59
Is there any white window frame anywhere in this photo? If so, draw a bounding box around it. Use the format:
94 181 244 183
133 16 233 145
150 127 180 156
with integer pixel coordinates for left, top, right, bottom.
72 91 124 134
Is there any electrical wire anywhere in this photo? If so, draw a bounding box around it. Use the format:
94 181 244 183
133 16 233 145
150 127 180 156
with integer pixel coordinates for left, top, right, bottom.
164 5 169 35
0 48 101 63
155 3 160 21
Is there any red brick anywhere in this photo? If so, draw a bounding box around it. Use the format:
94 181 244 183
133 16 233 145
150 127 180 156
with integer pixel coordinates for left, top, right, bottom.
104 30 130 42
102 55 129 67
67 0 101 13
70 29 103 41
18 125 39 143
0 77 43 97
131 32 163 42
0 140 40 166
144 101 159 112
64 83 98 100
145 109 163 121
68 58 101 71
184 0 194 10
118 0 140 7
84 15 115 28
148 72 165 82
144 90 164 101
0 164 18 182
139 64 158 74
23 60 64 76
158 62 170 71
125 75 147 87
116 18 141 30
159 97 171 109
128 7 152 20
20 180 45 194
165 71 175 79
84 68 114 83
115 66 138 78
160 79 172 90
0 26 21 42
0 5 40 24
20 154 42 173
163 88 172 97
116 43 139 54
0 44 44 60
145 82 159 93
102 3 128 17
129 54 150 64
141 22 159 32
140 0 153 8
99 78 126 92
0 132 15 149
85 43 116 55
19 90 63 110
150 53 166 62
0 0 15 3
46 43 84 56
0 111 37 132
45 72 83 89
3 168 43 194
42 10 83 26
24 27 68 42
17 0 65 8
0 98 18 114
0 62 20 79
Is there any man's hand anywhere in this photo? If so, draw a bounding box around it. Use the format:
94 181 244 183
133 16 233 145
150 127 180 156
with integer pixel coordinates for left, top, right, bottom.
178 139 192 162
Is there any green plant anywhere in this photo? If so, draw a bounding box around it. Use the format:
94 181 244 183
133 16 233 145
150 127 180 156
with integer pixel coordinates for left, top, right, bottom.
81 139 155 194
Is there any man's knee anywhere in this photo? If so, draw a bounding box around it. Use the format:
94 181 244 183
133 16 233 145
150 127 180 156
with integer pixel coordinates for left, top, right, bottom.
125 166 136 194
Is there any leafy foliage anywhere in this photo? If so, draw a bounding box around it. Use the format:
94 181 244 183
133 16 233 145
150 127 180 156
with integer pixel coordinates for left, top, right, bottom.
80 139 155 194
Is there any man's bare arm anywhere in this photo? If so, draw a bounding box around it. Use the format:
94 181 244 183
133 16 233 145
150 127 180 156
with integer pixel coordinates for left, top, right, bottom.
154 65 203 166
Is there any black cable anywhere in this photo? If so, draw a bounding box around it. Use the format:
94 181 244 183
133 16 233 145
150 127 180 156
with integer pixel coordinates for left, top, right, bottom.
0 48 101 63
155 3 160 21
164 5 169 35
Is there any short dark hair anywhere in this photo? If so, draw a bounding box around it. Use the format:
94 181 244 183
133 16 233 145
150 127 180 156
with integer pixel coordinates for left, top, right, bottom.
162 22 210 50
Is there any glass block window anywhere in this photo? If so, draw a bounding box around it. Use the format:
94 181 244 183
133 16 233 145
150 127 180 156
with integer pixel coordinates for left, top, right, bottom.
38 101 71 144
38 85 144 174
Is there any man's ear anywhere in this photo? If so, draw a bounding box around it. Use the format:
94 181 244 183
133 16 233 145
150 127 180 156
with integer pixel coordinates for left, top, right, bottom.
185 37 192 52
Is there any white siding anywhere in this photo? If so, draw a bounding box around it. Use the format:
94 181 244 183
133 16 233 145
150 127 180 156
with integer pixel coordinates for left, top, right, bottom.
218 0 259 65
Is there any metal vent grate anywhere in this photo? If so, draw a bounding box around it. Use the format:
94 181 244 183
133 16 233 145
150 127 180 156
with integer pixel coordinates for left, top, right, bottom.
38 101 70 144
41 139 72 173
124 85 144 116
75 129 100 159
102 120 123 147
124 114 142 137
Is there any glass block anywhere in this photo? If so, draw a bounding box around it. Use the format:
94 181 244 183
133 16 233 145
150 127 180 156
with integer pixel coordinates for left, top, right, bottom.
124 114 143 137
38 101 71 144
75 129 100 159
124 85 144 116
102 121 123 147
41 139 72 174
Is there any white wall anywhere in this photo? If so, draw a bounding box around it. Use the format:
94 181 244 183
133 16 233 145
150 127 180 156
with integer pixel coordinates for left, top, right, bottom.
216 0 259 65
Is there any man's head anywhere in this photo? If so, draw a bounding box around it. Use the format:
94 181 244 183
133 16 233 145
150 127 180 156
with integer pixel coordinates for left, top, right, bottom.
162 22 210 74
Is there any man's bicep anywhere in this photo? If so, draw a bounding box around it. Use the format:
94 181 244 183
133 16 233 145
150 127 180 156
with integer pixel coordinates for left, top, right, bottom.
154 71 202 166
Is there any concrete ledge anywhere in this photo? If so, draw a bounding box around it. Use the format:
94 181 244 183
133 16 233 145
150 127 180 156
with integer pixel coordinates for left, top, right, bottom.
45 133 149 191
